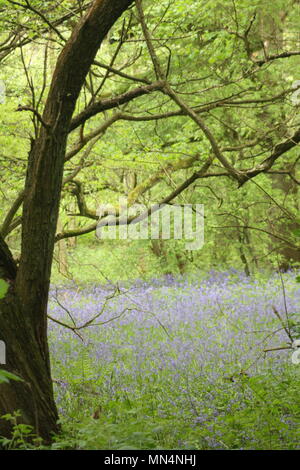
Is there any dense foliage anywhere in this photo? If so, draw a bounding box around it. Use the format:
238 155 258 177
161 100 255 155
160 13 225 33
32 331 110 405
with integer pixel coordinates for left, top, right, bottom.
0 0 299 276
0 0 299 450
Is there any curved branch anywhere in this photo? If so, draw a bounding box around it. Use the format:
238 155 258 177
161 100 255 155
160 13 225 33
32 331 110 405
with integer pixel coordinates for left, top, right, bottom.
69 81 164 132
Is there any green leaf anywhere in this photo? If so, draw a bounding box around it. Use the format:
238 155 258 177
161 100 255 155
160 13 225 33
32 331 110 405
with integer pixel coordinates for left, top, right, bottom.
0 370 23 384
292 228 300 238
0 279 9 300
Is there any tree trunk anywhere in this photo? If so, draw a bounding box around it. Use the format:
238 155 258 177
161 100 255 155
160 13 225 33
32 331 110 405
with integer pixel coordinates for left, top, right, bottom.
57 218 69 277
67 201 78 249
0 0 133 443
0 291 59 442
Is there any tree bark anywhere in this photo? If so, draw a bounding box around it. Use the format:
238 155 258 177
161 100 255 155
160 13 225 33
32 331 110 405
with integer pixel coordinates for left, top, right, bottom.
0 0 134 443
56 218 69 277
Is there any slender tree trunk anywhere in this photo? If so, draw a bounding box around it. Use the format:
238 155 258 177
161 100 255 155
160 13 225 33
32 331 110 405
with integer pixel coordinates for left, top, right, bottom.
57 218 69 277
0 0 133 442
237 227 251 277
67 201 78 249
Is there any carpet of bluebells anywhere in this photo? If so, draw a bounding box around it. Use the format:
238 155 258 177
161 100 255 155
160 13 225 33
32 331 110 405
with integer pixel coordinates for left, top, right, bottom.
48 270 300 450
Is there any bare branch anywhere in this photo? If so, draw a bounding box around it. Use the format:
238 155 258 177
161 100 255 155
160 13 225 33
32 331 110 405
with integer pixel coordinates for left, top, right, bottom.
69 81 164 132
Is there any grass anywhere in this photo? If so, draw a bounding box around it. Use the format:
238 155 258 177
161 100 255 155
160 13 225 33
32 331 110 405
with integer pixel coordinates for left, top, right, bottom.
40 270 300 449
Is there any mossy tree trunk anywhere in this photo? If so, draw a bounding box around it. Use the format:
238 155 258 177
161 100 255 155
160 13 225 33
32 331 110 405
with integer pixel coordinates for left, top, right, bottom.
0 0 133 443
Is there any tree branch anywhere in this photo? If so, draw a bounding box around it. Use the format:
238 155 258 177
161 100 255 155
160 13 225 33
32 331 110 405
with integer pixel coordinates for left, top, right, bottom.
69 81 164 132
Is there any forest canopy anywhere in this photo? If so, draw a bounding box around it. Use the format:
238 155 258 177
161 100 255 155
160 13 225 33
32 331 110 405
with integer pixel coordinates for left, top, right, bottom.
0 0 299 276
0 0 299 451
